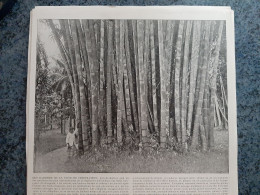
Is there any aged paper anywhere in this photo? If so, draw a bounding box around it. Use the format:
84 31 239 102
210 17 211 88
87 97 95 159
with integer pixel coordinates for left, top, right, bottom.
27 6 237 194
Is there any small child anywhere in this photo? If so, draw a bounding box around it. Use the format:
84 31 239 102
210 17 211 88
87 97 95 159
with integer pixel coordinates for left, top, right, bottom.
66 127 78 160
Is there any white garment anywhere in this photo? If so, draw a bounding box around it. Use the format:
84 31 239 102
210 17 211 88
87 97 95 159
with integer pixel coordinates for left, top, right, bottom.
66 129 79 147
66 132 75 147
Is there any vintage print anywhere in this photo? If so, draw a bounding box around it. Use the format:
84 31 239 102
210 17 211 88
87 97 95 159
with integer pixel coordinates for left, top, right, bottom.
34 19 228 173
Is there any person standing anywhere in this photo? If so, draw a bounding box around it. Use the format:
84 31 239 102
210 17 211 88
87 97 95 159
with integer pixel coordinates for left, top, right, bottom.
66 127 78 161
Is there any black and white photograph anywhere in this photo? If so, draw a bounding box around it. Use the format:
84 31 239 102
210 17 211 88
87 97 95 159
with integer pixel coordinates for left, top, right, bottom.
34 18 229 173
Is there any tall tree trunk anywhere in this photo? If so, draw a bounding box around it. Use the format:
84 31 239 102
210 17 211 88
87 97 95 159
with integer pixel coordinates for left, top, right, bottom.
209 21 224 148
164 21 174 138
150 20 159 134
99 20 105 140
59 21 79 126
94 20 101 61
116 20 123 145
174 21 185 144
65 20 84 152
67 21 84 153
169 21 179 141
181 21 192 151
191 21 211 150
132 20 142 142
83 20 100 147
74 20 92 149
158 20 168 148
187 21 202 138
137 20 148 145
203 22 215 148
143 20 151 137
106 20 113 144
122 29 132 143
125 21 139 134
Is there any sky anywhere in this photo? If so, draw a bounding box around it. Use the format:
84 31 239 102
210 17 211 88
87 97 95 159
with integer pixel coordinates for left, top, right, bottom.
37 19 60 69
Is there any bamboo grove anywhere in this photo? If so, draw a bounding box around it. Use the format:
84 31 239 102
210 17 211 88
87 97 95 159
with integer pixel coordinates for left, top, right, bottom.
36 19 228 155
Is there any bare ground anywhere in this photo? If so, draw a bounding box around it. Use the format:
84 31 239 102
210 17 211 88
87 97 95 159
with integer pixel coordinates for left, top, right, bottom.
34 130 228 173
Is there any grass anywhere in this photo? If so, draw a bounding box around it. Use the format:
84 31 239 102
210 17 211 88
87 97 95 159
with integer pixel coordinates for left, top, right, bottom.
63 145 228 173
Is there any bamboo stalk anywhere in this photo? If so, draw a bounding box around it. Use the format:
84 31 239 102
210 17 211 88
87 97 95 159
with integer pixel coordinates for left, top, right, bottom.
82 20 100 146
105 20 113 144
174 20 185 144
132 20 142 140
137 20 148 144
181 21 192 151
187 21 201 137
75 20 92 149
150 20 159 133
209 21 224 147
191 21 211 150
125 21 139 134
158 20 167 148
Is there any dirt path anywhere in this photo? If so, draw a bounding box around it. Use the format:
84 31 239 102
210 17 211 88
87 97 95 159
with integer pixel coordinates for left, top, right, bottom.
35 147 68 172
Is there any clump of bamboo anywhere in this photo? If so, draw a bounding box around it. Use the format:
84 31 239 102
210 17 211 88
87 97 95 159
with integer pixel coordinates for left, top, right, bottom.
45 19 226 154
